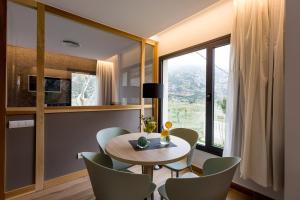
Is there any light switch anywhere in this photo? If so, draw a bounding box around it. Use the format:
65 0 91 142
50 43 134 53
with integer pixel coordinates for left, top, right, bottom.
77 153 83 159
8 120 35 129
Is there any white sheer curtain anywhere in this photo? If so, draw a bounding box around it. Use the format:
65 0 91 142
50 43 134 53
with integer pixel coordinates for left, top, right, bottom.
223 0 284 191
96 60 113 105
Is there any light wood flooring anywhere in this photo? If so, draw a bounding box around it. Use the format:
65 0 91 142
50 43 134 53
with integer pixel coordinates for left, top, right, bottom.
12 166 253 200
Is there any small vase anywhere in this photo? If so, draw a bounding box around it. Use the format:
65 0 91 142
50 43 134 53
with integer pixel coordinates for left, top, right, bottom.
160 135 170 145
144 131 151 145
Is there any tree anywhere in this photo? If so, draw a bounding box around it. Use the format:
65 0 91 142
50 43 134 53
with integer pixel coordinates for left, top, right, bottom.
71 73 97 106
217 98 227 114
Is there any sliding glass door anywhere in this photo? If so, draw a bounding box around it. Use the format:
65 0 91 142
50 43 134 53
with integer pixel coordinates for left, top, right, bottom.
162 49 207 145
160 36 230 156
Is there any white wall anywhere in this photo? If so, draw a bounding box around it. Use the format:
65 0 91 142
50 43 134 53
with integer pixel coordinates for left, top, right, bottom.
285 0 300 199
156 0 283 199
156 0 233 56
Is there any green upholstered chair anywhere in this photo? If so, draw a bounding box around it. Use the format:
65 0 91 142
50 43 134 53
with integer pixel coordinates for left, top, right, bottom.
158 157 241 200
96 127 132 170
82 152 156 200
164 128 199 177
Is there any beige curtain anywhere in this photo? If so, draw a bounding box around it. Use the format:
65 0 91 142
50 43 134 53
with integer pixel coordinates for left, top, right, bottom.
106 55 120 105
96 60 113 105
223 0 284 191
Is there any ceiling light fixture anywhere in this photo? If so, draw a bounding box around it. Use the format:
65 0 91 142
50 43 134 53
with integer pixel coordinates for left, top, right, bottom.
61 40 80 48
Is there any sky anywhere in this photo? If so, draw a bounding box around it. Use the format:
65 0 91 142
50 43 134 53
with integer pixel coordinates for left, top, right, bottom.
166 44 230 73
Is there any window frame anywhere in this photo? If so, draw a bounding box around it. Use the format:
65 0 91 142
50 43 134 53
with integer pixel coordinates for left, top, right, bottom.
158 35 230 156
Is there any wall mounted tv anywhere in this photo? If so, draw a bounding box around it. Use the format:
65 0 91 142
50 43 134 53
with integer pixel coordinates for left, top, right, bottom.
28 75 61 93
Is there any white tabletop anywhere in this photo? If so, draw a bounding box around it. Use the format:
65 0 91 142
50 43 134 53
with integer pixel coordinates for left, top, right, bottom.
105 133 191 166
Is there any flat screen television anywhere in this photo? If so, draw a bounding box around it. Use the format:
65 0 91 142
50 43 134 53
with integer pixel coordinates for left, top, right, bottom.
28 75 61 93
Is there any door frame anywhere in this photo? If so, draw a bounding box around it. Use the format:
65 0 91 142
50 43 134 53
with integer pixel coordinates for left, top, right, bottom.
158 35 230 156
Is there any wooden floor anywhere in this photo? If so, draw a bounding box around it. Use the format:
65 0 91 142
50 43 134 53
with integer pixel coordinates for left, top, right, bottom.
13 166 253 200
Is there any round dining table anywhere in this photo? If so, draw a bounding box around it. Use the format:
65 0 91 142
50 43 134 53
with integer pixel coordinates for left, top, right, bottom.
105 132 191 181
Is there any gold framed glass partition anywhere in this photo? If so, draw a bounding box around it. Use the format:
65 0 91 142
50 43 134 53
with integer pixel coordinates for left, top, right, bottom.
6 1 37 107
5 0 158 197
6 0 158 113
44 11 142 107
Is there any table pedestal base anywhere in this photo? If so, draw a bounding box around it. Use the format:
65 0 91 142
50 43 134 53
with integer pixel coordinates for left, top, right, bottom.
142 165 154 181
142 165 154 200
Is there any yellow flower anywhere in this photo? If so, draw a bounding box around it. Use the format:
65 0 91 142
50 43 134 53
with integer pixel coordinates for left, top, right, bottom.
165 121 172 129
161 129 169 137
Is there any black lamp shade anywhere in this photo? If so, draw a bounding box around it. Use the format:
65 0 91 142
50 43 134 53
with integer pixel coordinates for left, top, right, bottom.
143 83 163 98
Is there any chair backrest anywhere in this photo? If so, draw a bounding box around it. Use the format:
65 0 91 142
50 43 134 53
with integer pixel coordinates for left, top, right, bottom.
170 128 199 166
82 152 153 200
165 157 241 200
96 127 130 153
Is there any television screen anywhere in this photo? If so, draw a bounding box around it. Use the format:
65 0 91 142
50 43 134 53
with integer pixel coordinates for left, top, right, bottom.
28 75 61 92
45 77 61 92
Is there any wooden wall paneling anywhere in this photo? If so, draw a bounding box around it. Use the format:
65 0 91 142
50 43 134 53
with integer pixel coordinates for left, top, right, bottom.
45 105 142 114
10 0 37 8
144 104 153 109
44 170 87 189
35 3 45 191
145 39 158 46
6 107 36 115
4 185 35 199
6 45 97 73
140 40 146 131
1 0 7 199
5 106 147 115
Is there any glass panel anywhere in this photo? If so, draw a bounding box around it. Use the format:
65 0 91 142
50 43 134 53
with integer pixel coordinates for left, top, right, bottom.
163 49 207 145
43 12 141 107
6 2 37 107
213 44 230 148
144 44 154 105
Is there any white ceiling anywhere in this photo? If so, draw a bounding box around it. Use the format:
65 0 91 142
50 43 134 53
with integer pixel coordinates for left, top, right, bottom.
38 0 220 38
7 0 220 60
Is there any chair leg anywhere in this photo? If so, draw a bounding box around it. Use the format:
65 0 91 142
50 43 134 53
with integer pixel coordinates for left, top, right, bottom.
145 193 154 200
176 171 179 178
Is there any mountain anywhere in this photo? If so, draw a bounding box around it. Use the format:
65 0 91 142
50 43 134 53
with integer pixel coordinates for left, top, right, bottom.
168 64 228 103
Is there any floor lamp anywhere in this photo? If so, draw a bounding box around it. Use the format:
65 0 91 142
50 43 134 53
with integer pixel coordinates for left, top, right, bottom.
143 83 163 170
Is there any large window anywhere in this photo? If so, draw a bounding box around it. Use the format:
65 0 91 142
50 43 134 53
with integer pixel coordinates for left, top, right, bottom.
160 36 230 156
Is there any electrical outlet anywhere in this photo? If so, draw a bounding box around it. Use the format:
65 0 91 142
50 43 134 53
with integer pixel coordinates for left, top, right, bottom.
77 152 83 159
